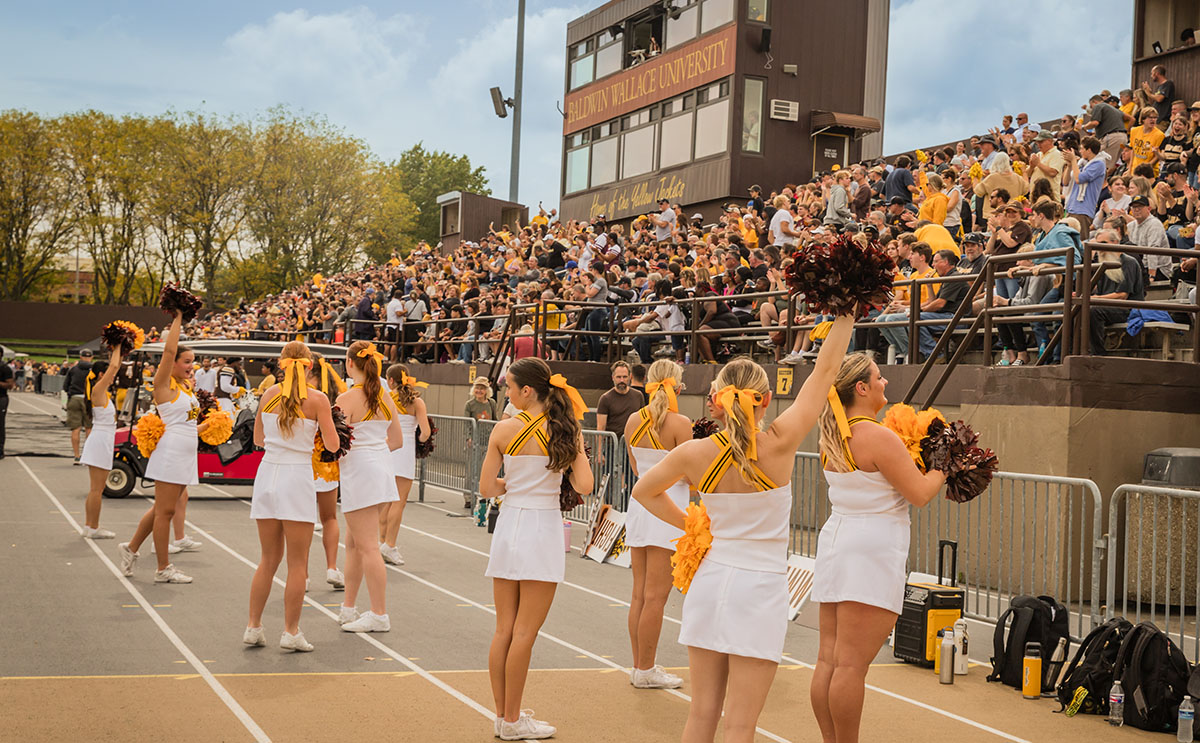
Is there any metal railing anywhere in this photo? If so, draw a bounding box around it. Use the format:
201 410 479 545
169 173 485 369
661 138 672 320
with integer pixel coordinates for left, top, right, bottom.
415 415 478 505
1105 483 1200 663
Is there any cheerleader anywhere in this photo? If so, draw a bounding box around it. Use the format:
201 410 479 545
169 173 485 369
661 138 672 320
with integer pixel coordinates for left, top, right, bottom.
809 354 945 743
336 341 403 632
119 310 210 583
79 345 123 539
630 315 854 743
622 359 690 690
379 364 430 566
244 341 341 652
308 353 347 588
481 358 592 741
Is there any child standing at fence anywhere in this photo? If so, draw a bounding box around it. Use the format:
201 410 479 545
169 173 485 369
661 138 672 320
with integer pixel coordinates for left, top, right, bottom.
336 341 403 632
307 353 346 588
623 359 691 690
244 341 341 651
630 314 854 743
480 358 593 740
379 364 430 566
809 353 945 743
79 345 122 538
119 310 206 583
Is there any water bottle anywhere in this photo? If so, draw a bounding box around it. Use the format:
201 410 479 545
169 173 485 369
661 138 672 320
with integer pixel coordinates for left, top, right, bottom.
1043 637 1068 696
1021 642 1041 699
953 619 969 675
939 629 955 685
1109 679 1125 726
1180 695 1195 742
684 351 691 364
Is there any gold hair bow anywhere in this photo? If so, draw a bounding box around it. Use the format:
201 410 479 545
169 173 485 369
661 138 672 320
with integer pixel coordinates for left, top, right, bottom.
401 372 429 390
280 357 312 399
827 386 851 441
715 385 764 460
549 373 587 420
645 377 679 413
356 343 384 369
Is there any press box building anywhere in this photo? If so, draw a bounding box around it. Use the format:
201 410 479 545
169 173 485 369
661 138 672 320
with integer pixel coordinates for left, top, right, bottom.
559 0 889 223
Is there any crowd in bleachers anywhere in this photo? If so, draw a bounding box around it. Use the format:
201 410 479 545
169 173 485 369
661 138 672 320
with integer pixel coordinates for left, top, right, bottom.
155 72 1198 368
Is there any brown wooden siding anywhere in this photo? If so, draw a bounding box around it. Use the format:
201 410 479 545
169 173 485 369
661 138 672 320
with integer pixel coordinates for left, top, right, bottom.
567 0 660 46
1132 44 1200 111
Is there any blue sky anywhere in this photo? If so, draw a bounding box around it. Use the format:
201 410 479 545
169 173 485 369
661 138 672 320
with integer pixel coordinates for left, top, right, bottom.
1 1 1131 209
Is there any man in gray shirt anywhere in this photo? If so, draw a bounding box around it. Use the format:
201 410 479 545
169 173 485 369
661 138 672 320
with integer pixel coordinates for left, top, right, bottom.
1085 93 1133 172
650 198 676 245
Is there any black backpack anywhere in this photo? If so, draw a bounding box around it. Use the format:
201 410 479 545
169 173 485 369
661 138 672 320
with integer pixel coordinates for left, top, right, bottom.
987 594 1071 689
1055 617 1134 715
1112 622 1192 733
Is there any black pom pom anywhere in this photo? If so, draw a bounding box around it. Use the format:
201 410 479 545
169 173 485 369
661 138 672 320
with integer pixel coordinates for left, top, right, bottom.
784 234 896 317
158 283 203 322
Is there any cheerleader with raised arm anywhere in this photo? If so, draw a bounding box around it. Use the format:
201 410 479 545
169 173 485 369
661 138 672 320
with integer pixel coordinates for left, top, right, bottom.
809 354 945 743
243 341 341 651
379 363 430 566
480 358 593 741
336 341 403 632
119 311 208 583
630 315 854 743
622 359 691 690
307 352 347 588
79 346 122 539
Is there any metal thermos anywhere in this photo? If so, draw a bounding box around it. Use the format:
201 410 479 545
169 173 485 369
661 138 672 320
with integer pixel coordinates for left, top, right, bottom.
1043 637 1068 696
1022 642 1042 699
939 630 955 684
953 619 969 675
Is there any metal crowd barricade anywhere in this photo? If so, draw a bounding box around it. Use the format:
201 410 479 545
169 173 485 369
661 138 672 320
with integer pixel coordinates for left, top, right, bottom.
581 429 624 521
416 415 478 507
788 454 1104 640
1106 484 1200 663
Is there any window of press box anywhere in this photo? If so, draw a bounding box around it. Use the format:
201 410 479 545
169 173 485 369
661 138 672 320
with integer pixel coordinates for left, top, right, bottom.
622 126 657 180
570 53 594 90
659 111 694 169
694 98 730 160
590 137 619 187
595 36 623 79
565 146 590 194
666 2 699 49
742 78 764 153
702 0 735 33
747 0 768 23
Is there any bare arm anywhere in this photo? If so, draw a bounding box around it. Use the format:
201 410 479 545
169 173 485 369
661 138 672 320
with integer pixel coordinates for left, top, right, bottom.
92 347 122 402
568 431 594 494
153 312 183 403
864 425 946 506
384 391 404 451
253 388 275 447
594 412 608 433
414 397 431 442
478 423 512 499
765 314 854 450
305 390 338 453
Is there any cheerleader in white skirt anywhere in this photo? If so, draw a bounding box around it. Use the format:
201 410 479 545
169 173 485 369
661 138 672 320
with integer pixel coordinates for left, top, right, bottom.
631 316 855 743
80 346 123 539
622 359 691 690
378 363 431 566
120 311 212 583
480 358 592 741
808 353 946 743
308 353 346 589
335 341 403 633
243 342 341 652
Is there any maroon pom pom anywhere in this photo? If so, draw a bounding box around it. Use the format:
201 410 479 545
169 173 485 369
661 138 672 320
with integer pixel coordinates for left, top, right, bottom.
922 419 998 503
784 234 896 317
692 418 721 439
560 444 592 512
101 321 137 354
159 283 203 322
195 389 218 421
317 406 354 462
414 418 438 459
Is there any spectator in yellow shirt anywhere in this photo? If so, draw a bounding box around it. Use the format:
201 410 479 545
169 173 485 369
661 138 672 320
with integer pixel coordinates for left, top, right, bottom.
1129 108 1165 175
1028 130 1067 201
917 172 949 225
1119 89 1138 133
914 220 961 257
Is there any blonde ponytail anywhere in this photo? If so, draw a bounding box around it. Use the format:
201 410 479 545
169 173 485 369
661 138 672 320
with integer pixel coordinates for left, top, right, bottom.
644 359 683 432
712 358 769 485
276 341 313 436
818 353 875 473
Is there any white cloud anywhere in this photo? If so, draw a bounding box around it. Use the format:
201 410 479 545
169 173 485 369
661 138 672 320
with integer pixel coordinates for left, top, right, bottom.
883 0 1131 153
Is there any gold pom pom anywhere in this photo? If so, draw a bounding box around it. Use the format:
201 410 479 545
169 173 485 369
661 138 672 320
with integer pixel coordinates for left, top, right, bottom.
882 403 945 471
671 501 713 594
199 410 233 446
915 149 928 164
969 162 983 180
1012 161 1026 176
135 413 165 458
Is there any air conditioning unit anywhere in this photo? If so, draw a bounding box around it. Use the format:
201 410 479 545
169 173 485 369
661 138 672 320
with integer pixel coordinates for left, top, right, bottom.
769 99 799 122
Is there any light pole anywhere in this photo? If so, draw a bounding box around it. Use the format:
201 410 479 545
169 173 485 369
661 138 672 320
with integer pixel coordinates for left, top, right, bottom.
509 0 525 203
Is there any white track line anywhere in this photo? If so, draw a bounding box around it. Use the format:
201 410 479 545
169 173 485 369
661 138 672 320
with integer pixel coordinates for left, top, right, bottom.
9 393 61 416
17 459 272 743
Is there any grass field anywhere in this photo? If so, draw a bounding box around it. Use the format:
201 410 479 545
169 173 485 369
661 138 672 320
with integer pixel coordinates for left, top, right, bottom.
0 338 84 363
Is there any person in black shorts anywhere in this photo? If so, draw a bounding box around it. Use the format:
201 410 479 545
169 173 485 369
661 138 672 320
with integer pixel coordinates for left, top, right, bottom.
0 358 13 458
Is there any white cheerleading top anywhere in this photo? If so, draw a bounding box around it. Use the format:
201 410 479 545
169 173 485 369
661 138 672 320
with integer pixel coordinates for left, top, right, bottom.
90 401 116 428
702 485 791 574
501 454 561 510
158 386 199 440
823 468 909 521
260 413 317 465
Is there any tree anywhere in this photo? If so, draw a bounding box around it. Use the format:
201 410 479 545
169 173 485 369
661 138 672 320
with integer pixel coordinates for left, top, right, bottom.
0 111 77 300
387 143 490 245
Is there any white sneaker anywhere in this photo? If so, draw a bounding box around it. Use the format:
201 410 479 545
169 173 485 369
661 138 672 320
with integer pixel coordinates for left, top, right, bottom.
118 543 139 576
380 543 405 565
313 521 323 532
341 611 390 633
326 569 345 589
152 542 182 555
780 352 803 365
280 630 314 652
305 578 310 592
173 535 202 551
83 526 116 539
243 626 266 647
632 665 683 689
154 564 193 583
499 711 556 740
494 716 502 738
337 605 360 625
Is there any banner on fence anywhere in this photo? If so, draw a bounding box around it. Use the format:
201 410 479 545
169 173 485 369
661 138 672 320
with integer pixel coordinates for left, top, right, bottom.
585 504 626 563
787 554 816 620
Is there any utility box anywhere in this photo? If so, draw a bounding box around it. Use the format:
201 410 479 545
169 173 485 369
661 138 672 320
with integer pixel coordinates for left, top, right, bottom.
1142 448 1200 490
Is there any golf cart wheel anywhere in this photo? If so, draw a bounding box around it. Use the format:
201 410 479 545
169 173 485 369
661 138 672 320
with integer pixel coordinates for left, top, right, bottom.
103 461 136 498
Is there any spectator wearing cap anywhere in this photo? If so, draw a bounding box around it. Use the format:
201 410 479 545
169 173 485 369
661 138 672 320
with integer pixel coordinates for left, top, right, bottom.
823 169 853 229
1155 162 1195 250
649 198 676 246
1063 136 1107 241
1012 113 1040 142
354 287 377 340
885 196 917 231
978 135 999 170
1088 230 1146 354
987 201 1035 299
64 348 94 463
1028 130 1066 202
957 233 987 275
884 155 918 204
747 184 765 216
1084 93 1133 171
1119 194 1171 281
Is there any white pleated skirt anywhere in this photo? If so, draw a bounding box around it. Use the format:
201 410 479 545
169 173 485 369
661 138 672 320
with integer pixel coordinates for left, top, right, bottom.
624 483 687 550
145 432 199 486
79 423 116 470
392 441 416 480
678 558 789 662
338 447 397 513
251 461 319 523
485 506 565 583
811 512 909 615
